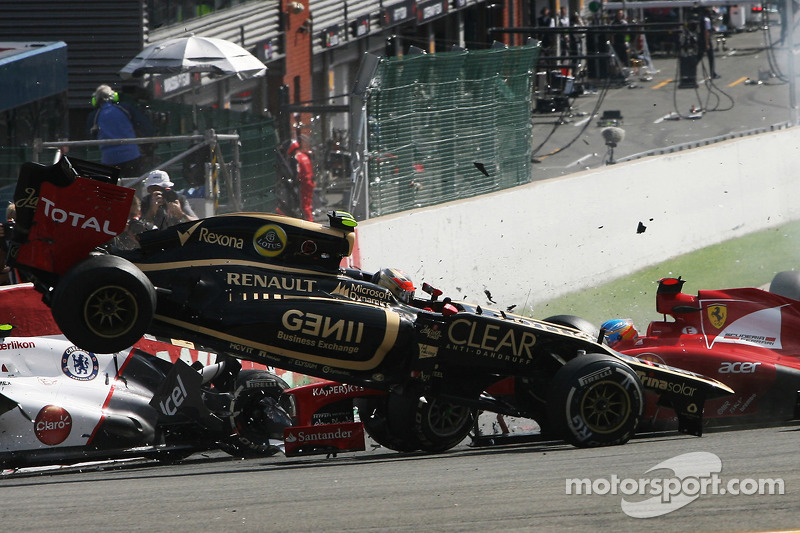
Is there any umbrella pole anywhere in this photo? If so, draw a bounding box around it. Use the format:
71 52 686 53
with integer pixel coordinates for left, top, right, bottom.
192 86 199 133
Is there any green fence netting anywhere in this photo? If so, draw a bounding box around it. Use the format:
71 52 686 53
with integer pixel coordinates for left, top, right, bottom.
0 100 279 214
366 43 540 218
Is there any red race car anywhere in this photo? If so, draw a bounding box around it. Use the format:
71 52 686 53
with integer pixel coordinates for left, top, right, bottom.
604 274 800 430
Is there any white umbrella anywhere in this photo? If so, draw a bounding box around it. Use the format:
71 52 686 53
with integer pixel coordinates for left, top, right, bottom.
119 35 266 80
119 35 266 130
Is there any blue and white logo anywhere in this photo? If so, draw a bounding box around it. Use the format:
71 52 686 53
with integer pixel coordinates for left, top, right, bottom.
61 347 99 381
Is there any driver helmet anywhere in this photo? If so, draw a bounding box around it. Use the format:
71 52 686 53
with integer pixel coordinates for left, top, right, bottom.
374 267 415 304
601 318 639 348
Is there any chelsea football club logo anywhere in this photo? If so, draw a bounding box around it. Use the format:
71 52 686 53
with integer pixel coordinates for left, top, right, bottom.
61 347 99 381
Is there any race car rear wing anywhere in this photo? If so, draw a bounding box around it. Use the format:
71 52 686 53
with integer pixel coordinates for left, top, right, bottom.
7 156 133 280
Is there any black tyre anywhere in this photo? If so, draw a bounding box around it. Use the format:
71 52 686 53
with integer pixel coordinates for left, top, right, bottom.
413 398 477 453
543 314 601 342
548 353 643 448
769 271 800 301
355 395 420 452
51 255 156 353
223 370 292 458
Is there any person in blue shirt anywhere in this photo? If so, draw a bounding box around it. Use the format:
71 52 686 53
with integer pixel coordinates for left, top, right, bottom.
86 85 153 178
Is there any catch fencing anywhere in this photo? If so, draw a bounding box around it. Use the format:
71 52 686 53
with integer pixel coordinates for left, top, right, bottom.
362 42 541 218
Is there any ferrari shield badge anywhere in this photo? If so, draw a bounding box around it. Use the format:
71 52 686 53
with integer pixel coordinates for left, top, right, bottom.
707 304 727 329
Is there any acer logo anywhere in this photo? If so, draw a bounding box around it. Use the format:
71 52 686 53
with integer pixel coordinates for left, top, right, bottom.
718 362 761 374
159 375 188 415
41 197 116 235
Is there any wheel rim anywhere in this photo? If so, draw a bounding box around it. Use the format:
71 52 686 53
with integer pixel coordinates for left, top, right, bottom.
425 400 473 438
578 380 631 434
84 285 139 339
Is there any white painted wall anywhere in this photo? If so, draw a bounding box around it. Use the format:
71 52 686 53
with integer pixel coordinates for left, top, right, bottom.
351 128 800 312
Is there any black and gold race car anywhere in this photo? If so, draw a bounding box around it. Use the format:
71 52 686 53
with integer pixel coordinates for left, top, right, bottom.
6 156 733 453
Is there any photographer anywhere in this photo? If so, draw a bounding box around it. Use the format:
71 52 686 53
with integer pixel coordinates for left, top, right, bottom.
141 170 198 229
111 196 157 251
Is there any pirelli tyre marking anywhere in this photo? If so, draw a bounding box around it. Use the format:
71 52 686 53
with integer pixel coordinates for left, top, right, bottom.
154 307 401 371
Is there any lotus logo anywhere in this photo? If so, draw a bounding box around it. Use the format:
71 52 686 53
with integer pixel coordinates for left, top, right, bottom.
253 224 287 257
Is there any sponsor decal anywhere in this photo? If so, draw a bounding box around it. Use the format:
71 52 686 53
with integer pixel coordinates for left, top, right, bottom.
40 197 116 236
446 318 536 364
0 339 35 350
197 227 243 249
718 361 761 374
703 303 784 349
35 405 72 445
635 371 697 396
280 309 364 355
226 272 316 292
707 304 727 329
311 383 365 398
177 221 203 245
419 324 442 341
578 367 612 386
61 347 99 381
300 240 317 255
254 224 287 257
681 326 698 335
157 374 188 416
717 393 757 415
283 422 365 456
418 344 439 359
331 281 392 305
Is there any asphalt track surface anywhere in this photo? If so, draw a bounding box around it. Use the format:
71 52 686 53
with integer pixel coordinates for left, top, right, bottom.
530 23 797 181
2 424 798 532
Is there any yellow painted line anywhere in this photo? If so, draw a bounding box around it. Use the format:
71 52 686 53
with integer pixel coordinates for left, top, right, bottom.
651 79 672 89
729 76 748 87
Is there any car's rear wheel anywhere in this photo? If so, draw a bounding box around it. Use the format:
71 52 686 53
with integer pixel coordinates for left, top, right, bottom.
51 255 156 353
222 370 292 458
769 271 800 301
355 395 420 452
543 314 600 342
413 398 477 452
548 353 643 448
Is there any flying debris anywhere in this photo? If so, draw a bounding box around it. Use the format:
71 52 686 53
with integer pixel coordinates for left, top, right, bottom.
484 289 496 303
637 221 647 234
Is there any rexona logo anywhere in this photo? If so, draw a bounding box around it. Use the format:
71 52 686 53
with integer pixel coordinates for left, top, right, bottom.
198 227 243 249
254 224 287 257
40 197 115 236
35 405 72 445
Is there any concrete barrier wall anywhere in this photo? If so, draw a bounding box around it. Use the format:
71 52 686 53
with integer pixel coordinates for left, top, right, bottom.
352 128 800 312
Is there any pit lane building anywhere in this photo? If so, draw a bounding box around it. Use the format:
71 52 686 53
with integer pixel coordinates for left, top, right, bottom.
0 0 531 142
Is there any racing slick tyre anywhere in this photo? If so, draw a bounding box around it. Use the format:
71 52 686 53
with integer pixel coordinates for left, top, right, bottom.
543 315 601 343
354 395 420 452
547 353 643 448
413 398 477 453
769 271 800 301
223 370 292 458
51 254 156 354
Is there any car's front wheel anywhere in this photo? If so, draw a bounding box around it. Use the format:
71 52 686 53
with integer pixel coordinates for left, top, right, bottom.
413 398 477 453
51 254 156 353
547 353 643 448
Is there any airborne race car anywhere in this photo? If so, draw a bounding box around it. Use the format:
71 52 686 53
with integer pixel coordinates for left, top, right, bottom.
6 157 733 452
604 274 800 430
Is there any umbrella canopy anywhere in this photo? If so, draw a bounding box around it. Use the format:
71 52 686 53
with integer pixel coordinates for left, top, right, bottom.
119 35 266 80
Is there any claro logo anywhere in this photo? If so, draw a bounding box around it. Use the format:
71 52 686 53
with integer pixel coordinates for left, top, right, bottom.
40 197 116 235
35 405 72 445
